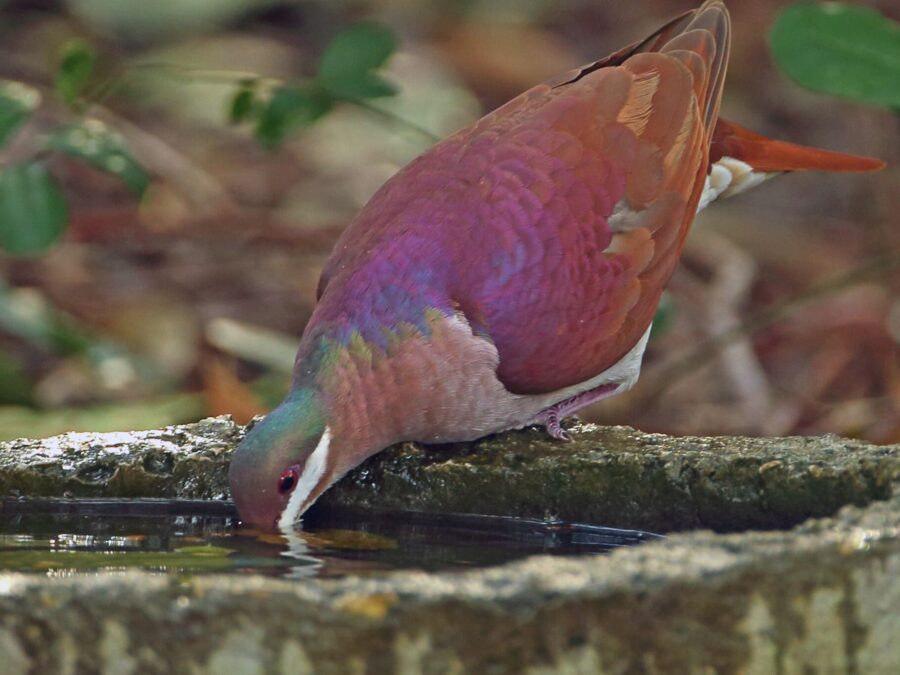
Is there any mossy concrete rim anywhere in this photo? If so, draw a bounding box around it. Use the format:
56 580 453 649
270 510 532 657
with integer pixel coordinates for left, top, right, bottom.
1 416 897 532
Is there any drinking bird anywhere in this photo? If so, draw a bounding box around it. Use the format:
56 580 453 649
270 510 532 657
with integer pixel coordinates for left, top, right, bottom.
229 1 884 530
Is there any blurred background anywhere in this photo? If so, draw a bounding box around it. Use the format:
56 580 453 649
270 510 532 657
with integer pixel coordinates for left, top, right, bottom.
0 0 897 443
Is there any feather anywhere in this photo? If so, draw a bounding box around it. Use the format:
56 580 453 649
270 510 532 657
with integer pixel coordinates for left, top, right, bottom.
711 119 885 173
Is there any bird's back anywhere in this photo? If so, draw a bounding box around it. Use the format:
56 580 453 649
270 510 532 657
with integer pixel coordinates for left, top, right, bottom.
312 1 731 395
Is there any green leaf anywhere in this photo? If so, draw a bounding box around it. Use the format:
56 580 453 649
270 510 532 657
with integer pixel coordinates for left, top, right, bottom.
0 163 67 256
318 22 398 100
328 72 398 100
55 39 97 107
48 120 150 196
255 84 333 148
0 352 34 406
229 80 258 124
770 2 900 109
320 23 396 79
0 80 40 148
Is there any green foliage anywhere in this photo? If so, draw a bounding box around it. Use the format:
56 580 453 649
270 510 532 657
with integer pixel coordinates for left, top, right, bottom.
0 353 34 406
255 84 333 148
229 79 258 123
0 41 151 256
55 39 97 108
0 164 67 256
0 80 40 147
0 23 401 253
770 3 900 109
228 22 399 148
48 120 150 196
318 22 398 100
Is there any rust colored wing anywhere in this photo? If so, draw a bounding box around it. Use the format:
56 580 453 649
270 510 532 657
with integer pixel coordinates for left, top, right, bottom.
482 1 732 393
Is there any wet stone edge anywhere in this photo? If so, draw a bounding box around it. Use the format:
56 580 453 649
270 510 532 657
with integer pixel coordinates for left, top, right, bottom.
0 416 896 532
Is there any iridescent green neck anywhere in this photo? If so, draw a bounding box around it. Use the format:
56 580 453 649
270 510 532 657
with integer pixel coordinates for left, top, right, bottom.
242 387 326 465
265 387 324 439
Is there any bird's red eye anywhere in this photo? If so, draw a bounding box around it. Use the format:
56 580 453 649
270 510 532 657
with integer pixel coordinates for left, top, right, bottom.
278 467 299 494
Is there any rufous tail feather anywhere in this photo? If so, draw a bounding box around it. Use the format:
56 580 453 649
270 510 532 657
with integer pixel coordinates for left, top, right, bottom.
711 119 885 173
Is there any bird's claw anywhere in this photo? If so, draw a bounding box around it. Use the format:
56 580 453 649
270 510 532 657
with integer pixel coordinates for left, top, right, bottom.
544 410 572 442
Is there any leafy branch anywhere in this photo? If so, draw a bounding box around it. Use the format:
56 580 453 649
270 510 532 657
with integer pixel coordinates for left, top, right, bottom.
0 39 149 256
770 2 900 110
0 21 406 257
226 22 402 147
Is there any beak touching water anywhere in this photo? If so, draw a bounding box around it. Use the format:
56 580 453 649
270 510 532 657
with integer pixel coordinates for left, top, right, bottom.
228 390 330 532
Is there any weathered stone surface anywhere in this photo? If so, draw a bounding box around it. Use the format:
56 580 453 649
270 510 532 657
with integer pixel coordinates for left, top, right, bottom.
0 488 897 674
331 425 898 532
1 417 897 532
0 417 240 501
0 419 898 673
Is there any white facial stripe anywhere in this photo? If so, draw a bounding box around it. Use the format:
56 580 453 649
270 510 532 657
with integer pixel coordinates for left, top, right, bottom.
277 427 331 531
697 156 776 213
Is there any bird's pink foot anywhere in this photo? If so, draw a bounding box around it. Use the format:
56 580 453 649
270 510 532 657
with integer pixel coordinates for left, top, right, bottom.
536 383 620 442
543 407 573 442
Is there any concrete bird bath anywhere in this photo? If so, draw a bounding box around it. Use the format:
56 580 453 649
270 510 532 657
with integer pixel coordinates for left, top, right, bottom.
0 417 897 673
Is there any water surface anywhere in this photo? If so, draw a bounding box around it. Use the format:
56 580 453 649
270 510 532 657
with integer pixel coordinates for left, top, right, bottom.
0 498 661 578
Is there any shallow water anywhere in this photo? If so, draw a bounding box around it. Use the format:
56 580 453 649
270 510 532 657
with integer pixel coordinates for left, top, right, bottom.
0 499 661 578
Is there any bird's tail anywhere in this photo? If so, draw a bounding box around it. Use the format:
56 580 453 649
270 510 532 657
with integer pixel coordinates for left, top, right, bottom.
711 118 885 173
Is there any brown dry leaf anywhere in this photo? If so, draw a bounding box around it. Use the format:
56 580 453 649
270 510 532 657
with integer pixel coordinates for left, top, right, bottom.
202 357 266 424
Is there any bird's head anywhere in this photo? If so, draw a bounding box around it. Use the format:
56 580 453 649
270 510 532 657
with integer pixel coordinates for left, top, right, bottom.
228 388 335 531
